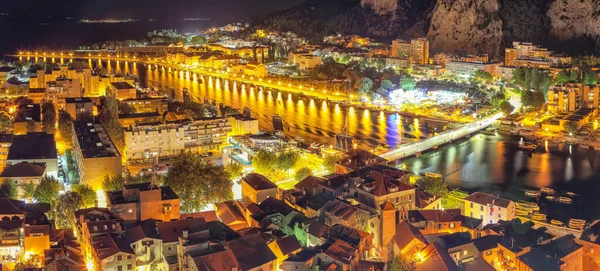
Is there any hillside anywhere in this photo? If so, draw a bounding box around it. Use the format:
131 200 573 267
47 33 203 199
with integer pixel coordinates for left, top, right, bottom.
251 0 600 57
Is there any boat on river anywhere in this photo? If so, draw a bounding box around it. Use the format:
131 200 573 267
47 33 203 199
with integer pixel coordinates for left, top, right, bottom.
531 214 546 221
569 219 586 230
541 188 556 194
516 210 530 216
566 192 577 197
551 219 564 227
559 197 573 204
519 142 538 151
525 190 541 197
546 195 556 201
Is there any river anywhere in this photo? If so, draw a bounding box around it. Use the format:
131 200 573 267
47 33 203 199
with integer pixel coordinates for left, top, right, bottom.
111 61 600 222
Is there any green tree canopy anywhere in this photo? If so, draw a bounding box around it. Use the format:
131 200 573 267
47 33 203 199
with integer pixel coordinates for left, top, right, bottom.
294 167 313 182
0 111 11 132
0 180 17 198
100 88 125 155
499 100 515 115
52 192 83 229
224 163 244 180
252 150 278 176
72 184 97 208
34 176 60 203
399 75 416 91
357 77 373 94
164 152 233 212
41 101 56 134
381 79 394 90
58 110 74 148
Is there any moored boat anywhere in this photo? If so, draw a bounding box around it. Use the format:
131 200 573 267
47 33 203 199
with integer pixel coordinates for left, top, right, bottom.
566 192 577 197
531 214 546 221
541 188 556 194
559 197 573 204
551 219 564 227
546 195 555 201
519 142 538 151
525 190 541 197
516 210 530 216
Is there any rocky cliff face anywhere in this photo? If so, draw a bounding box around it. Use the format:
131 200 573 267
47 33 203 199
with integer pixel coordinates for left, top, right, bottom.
548 0 600 42
427 0 504 56
361 0 397 15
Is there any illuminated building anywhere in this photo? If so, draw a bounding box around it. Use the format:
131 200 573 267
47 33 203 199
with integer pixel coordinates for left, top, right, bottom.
241 173 279 204
0 134 13 172
118 112 163 126
74 208 124 271
7 133 57 179
391 39 412 58
243 61 268 78
411 38 430 65
124 117 230 161
122 97 168 114
504 42 571 69
288 51 323 71
13 103 42 135
65 97 94 120
445 60 502 78
228 114 259 136
71 121 122 190
106 182 180 226
548 83 582 112
463 192 515 226
28 88 46 104
0 162 46 199
45 78 83 111
43 229 86 270
385 57 410 69
0 67 17 83
109 82 136 100
578 220 600 270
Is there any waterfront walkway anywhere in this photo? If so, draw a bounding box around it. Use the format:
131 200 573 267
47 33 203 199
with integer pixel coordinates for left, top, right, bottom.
381 113 503 161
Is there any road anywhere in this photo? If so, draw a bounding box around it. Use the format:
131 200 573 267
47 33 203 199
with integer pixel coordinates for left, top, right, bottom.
381 113 503 161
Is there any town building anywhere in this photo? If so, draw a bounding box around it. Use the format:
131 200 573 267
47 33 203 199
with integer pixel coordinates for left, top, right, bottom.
65 97 94 120
0 67 17 82
123 221 168 270
45 78 83 110
28 88 46 104
122 97 168 114
288 51 323 71
0 199 51 264
0 134 13 171
74 208 124 271
71 121 122 190
391 39 412 59
0 162 46 199
385 57 410 69
504 41 572 68
13 103 41 135
241 173 279 204
243 61 268 78
107 182 180 225
110 82 137 100
445 60 502 79
578 220 600 270
411 38 430 65
463 192 515 225
548 83 583 112
228 114 259 135
7 133 57 179
124 117 231 161
43 228 86 271
118 112 163 126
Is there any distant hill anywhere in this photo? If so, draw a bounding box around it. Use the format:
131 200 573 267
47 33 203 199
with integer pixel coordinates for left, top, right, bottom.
251 0 600 58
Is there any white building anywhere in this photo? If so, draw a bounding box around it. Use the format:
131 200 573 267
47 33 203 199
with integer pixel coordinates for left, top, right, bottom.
463 192 515 226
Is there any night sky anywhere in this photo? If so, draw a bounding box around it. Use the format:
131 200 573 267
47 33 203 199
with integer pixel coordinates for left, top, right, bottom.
1 0 305 25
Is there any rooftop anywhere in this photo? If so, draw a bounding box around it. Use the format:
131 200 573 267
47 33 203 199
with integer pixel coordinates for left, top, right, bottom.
464 192 512 208
110 81 135 89
73 121 119 158
0 162 46 178
7 133 57 160
65 97 93 103
242 173 277 191
14 103 41 122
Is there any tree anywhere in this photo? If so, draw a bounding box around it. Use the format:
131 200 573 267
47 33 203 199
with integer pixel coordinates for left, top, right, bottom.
277 151 300 174
563 121 577 134
474 70 493 83
553 70 571 85
0 180 17 198
224 163 244 180
294 167 313 182
26 120 37 132
499 100 515 115
190 36 207 45
399 75 416 91
388 253 417 271
102 174 126 192
100 88 125 155
164 152 233 212
0 111 11 132
42 102 56 134
70 60 89 71
72 184 97 208
58 110 74 147
323 153 342 173
52 192 83 229
252 150 278 176
381 79 394 90
23 183 36 201
34 177 60 203
357 77 373 94
416 175 448 198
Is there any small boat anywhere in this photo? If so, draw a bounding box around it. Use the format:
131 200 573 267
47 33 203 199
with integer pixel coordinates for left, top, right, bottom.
531 214 546 221
569 219 586 230
559 197 573 204
541 188 556 194
546 195 556 201
424 172 443 179
531 205 540 211
516 210 530 216
581 145 590 149
525 190 541 197
519 142 538 151
566 192 577 197
551 219 564 227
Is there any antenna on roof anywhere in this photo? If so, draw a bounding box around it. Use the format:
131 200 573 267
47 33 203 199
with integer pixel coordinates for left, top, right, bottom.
149 147 161 190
